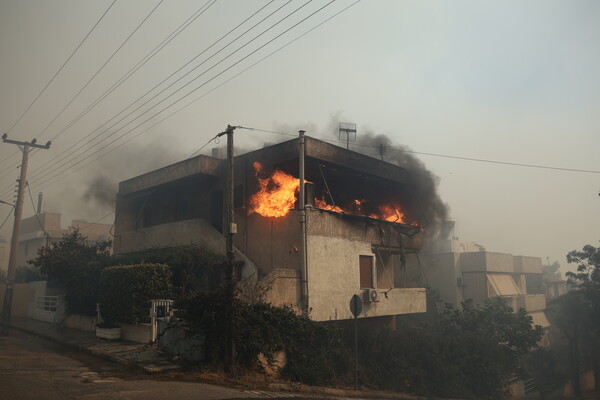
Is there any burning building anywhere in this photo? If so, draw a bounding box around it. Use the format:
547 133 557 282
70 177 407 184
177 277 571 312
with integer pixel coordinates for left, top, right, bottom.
114 135 428 322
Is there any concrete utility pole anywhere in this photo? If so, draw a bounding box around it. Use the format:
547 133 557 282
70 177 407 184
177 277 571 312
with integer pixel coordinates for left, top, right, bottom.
217 124 237 372
1 134 50 333
298 131 309 316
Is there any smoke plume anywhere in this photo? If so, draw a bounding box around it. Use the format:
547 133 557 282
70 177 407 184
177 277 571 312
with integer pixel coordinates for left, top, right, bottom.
74 143 185 217
273 116 449 234
355 130 448 235
83 175 116 208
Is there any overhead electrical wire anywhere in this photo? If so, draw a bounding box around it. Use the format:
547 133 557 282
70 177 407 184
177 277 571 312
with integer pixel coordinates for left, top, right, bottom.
22 0 283 185
4 0 117 137
188 134 221 159
0 209 12 231
25 0 321 190
35 0 166 140
48 0 218 143
0 0 164 179
0 0 117 170
0 0 211 198
0 0 166 185
238 125 600 175
0 0 354 197
0 0 281 199
78 210 116 228
33 0 338 191
1 0 219 187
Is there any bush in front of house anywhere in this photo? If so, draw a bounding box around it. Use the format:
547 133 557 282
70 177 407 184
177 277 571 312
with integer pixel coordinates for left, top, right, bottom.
98 263 171 326
179 288 542 399
111 244 224 296
177 286 351 385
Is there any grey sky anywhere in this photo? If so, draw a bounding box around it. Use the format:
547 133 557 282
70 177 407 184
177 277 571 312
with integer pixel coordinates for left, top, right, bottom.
0 0 598 274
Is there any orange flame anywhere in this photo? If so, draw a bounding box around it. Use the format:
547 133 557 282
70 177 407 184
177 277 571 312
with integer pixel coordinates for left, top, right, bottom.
376 203 407 223
248 162 299 217
248 162 413 225
315 196 410 224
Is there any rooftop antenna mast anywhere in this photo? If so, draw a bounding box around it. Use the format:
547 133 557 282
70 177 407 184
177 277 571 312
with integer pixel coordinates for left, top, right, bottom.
339 122 357 150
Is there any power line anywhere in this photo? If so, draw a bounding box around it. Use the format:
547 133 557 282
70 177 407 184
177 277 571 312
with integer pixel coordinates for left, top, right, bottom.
21 0 283 187
392 148 600 174
234 125 600 175
0 0 219 189
32 0 337 190
78 210 115 228
188 134 221 158
0 0 117 172
0 209 12 231
195 0 363 100
25 0 317 189
0 0 164 179
0 1 351 196
48 0 218 143
36 0 166 140
5 0 117 136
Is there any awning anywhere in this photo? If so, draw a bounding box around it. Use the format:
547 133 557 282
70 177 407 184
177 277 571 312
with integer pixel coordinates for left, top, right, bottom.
529 311 551 328
487 274 521 296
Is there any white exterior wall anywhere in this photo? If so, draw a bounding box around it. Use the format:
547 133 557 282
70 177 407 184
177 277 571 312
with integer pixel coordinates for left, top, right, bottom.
459 252 515 273
307 235 426 321
513 255 543 274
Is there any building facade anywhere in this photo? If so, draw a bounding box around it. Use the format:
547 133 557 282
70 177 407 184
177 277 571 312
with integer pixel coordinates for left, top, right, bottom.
114 136 427 322
17 212 112 268
420 238 551 343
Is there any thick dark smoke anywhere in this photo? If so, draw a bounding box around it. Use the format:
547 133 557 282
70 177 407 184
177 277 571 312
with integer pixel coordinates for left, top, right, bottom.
76 143 185 215
273 116 449 235
83 175 116 208
351 130 449 235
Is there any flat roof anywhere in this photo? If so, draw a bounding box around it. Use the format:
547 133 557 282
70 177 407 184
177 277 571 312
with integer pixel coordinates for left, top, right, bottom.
117 136 408 196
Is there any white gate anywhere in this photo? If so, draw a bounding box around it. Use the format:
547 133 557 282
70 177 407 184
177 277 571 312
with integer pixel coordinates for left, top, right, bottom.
150 299 173 342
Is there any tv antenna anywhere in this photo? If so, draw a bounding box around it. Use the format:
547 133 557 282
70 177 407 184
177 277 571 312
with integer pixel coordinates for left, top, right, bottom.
339 122 357 149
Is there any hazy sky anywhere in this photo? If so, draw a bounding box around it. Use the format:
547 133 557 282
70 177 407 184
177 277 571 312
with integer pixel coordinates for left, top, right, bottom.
0 0 598 274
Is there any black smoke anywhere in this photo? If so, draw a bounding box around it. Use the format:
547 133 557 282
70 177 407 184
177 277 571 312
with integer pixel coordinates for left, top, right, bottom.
83 175 116 208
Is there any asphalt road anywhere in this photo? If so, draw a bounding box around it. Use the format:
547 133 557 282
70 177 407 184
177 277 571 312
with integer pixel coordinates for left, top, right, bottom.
0 330 310 400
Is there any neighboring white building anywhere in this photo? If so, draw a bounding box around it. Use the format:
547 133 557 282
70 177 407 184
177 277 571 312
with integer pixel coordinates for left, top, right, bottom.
419 236 551 344
17 212 112 268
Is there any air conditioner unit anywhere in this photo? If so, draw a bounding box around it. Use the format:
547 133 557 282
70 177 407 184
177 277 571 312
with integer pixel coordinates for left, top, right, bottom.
363 288 379 303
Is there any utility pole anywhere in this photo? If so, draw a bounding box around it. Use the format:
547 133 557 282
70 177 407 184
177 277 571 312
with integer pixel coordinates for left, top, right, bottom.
298 131 308 316
1 134 51 333
217 125 237 373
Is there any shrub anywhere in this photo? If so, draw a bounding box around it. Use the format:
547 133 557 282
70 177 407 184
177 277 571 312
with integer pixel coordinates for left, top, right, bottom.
178 285 349 383
111 244 223 295
99 263 171 326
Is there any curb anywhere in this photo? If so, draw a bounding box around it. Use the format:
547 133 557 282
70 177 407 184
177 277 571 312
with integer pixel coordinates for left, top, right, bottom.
5 323 159 374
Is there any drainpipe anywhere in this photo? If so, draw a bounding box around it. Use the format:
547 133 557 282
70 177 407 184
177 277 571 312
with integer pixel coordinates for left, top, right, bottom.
299 131 309 316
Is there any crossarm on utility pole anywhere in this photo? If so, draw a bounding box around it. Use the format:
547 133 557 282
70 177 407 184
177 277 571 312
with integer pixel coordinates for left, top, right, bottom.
1 135 51 334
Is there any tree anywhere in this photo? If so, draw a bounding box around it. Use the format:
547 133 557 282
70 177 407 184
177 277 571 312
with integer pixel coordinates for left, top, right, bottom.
542 261 562 279
546 291 587 397
29 230 111 315
564 243 600 392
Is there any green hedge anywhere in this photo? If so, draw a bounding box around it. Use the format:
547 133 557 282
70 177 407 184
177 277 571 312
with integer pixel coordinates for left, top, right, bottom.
99 263 171 326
